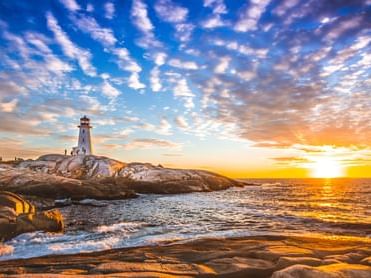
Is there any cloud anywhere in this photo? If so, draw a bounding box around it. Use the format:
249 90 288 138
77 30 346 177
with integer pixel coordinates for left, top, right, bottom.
153 52 167 66
112 48 145 90
124 138 181 150
86 3 94 12
0 113 46 135
175 116 189 129
272 0 300 17
0 99 18 112
128 72 146 90
154 0 193 42
140 118 172 135
201 0 228 29
172 78 195 110
59 0 81 12
102 81 120 98
271 156 310 162
0 138 58 160
150 67 162 92
154 0 188 23
0 79 27 101
168 58 198 70
69 14 146 91
131 0 161 48
214 56 231 74
234 0 271 32
70 14 117 47
174 23 194 42
201 15 228 29
46 12 96 76
104 2 115 20
204 0 227 14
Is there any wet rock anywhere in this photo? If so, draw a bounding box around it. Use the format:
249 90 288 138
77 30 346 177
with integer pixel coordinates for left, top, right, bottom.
0 191 63 241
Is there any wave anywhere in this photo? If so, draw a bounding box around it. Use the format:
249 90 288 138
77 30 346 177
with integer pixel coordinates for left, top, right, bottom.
95 222 147 233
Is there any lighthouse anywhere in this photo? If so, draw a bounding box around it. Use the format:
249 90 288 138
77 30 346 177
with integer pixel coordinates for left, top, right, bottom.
73 116 93 155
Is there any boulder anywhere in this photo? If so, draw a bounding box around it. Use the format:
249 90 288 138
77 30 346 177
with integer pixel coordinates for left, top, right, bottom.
0 191 63 241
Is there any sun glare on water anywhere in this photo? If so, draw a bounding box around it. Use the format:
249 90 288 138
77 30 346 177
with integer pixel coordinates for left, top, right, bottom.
311 157 344 178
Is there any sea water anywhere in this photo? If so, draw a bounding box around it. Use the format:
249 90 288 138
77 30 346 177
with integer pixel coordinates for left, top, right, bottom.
1 178 370 260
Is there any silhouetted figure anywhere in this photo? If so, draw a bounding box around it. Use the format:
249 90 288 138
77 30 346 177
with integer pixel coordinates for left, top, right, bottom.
64 149 67 156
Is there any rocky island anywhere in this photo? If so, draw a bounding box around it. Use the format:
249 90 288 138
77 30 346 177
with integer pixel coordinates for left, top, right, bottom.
0 154 244 200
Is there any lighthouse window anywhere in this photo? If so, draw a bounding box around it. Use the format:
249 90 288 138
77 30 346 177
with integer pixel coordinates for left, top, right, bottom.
83 130 85 133
82 138 85 143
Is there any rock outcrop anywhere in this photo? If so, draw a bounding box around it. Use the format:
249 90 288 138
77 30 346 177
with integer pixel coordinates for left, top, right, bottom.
0 191 63 241
0 154 243 199
271 263 371 278
0 236 370 277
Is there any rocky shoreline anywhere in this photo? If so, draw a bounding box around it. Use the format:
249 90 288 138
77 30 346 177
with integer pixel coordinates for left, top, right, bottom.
0 235 370 277
0 154 245 242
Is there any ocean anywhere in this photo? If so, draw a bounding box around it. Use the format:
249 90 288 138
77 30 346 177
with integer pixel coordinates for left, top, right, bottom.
1 178 370 260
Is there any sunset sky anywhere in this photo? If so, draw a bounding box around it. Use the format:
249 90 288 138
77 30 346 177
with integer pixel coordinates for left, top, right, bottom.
0 0 370 178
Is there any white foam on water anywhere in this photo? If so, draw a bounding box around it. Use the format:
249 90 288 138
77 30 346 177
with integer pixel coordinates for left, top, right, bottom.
95 221 146 233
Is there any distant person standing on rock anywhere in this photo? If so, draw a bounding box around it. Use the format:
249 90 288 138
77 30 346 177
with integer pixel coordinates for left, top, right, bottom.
64 149 67 156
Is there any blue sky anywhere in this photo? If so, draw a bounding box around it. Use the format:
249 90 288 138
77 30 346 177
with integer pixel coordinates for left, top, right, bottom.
0 0 370 177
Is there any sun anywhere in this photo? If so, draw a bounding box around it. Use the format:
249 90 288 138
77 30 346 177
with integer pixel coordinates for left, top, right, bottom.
311 157 344 178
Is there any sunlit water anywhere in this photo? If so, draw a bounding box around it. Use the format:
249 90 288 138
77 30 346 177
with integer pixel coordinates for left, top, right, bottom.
1 178 370 260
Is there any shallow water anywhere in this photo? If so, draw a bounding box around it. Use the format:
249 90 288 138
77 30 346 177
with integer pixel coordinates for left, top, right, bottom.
1 178 370 260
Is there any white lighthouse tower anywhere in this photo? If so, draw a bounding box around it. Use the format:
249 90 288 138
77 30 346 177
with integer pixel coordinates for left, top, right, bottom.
73 115 93 155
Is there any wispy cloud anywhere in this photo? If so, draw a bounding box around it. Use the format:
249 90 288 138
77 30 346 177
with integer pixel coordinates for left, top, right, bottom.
201 0 229 29
234 0 271 32
124 138 181 150
104 1 115 20
168 58 198 70
154 0 194 42
59 0 81 12
70 14 117 47
102 81 120 98
46 12 96 76
131 0 161 48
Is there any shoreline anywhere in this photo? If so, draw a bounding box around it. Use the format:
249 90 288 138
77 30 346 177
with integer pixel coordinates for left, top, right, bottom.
1 235 370 277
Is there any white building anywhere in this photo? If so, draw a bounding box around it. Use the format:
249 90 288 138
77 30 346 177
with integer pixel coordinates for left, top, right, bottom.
72 116 93 155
